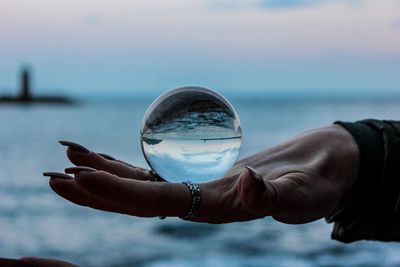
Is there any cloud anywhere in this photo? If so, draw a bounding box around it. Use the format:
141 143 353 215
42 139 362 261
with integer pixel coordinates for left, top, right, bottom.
208 0 361 10
260 0 327 9
206 0 257 10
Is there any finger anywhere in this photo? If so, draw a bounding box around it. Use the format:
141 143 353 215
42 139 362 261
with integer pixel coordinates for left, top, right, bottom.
21 257 79 267
238 167 278 217
47 175 134 215
239 167 322 224
59 140 152 181
73 170 191 217
0 258 36 267
98 153 115 160
238 167 305 218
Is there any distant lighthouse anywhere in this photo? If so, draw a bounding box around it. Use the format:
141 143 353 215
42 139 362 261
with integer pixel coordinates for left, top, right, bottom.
0 65 73 104
19 67 33 101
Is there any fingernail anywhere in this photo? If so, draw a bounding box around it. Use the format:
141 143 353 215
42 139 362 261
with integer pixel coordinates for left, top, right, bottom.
59 140 90 153
99 153 115 160
65 166 97 174
245 166 266 192
43 172 73 180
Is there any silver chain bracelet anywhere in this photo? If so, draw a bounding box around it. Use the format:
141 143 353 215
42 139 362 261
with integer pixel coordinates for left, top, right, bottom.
181 181 201 220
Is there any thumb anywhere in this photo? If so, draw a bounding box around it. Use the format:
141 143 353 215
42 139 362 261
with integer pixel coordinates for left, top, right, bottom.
238 166 278 217
239 166 308 220
240 166 325 224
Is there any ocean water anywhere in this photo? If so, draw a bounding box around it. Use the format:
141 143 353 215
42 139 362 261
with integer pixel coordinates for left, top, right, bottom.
1 96 400 267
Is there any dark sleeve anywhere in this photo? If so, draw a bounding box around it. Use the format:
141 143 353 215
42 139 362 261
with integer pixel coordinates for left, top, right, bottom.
325 119 400 243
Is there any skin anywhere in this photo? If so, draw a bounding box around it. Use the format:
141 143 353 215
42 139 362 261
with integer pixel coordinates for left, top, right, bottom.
4 124 359 266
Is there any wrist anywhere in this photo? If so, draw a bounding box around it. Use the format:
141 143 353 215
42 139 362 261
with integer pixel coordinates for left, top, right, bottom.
327 124 360 191
325 120 400 243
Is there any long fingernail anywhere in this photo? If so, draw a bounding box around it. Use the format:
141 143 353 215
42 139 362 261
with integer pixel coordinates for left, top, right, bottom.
59 140 90 153
65 166 97 174
245 166 266 192
43 172 73 180
99 153 115 160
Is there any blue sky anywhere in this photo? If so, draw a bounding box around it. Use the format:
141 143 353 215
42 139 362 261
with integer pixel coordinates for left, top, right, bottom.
0 0 399 97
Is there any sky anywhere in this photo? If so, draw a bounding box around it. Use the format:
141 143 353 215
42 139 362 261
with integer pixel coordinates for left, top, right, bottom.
0 0 399 97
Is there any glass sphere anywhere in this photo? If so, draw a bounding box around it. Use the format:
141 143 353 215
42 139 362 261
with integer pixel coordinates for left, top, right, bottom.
140 86 242 183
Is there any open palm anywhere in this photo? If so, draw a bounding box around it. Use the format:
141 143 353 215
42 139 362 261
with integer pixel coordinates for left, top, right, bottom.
46 124 359 224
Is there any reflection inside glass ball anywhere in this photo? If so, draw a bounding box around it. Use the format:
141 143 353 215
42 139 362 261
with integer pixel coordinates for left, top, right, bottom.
141 86 242 183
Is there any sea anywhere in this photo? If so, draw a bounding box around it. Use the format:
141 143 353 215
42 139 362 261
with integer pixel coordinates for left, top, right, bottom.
1 94 400 267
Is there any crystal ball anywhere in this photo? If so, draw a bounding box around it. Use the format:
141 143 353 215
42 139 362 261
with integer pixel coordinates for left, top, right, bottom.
140 86 242 183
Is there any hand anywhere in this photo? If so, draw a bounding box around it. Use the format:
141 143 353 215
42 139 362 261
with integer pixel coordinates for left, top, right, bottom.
45 124 359 224
0 257 78 267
